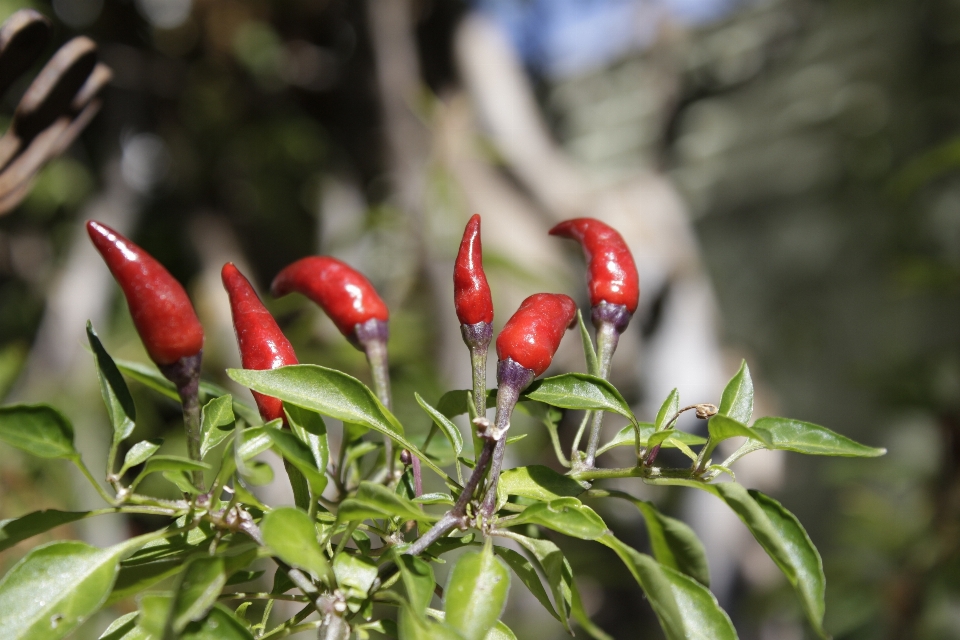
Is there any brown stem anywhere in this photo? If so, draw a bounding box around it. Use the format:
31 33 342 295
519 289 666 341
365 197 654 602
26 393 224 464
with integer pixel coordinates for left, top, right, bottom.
159 351 204 491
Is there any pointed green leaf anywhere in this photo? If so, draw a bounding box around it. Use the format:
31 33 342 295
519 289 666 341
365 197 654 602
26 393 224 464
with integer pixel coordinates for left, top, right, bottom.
227 366 449 479
486 621 518 640
718 361 753 425
597 423 705 456
655 389 680 431
702 415 770 463
0 404 76 459
504 533 573 634
139 598 253 640
600 535 736 640
0 509 93 552
576 309 599 376
596 490 709 586
118 439 163 477
265 425 328 496
0 540 124 639
498 466 586 502
338 481 436 524
397 555 436 614
98 612 147 640
445 545 510 640
169 556 226 632
334 553 378 601
285 404 329 473
260 507 333 585
436 389 496 419
522 374 637 425
649 479 826 638
131 455 211 490
399 603 463 640
752 417 886 457
493 547 559 621
87 322 136 445
416 393 463 458
200 395 235 458
509 498 608 540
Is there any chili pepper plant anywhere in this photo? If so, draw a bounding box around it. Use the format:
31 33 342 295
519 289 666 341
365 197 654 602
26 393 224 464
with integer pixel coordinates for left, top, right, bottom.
0 215 885 640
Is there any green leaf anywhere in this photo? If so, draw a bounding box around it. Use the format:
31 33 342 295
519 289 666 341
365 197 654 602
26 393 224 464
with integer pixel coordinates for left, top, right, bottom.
498 466 586 502
486 621 518 640
436 389 496 419
414 493 454 506
444 545 510 640
708 415 768 446
597 423 705 456
600 535 737 640
718 361 753 425
98 612 148 640
650 479 826 638
0 540 123 639
493 546 559 621
139 598 253 640
0 510 92 552
655 389 680 431
399 603 463 640
118 439 163 477
503 533 573 634
260 507 333 585
265 425 328 496
115 359 261 425
334 553 378 601
752 417 886 457
576 309 599 376
570 579 613 640
87 322 136 446
228 366 448 479
200 395 235 458
397 554 436 614
522 374 637 425
416 393 463 459
509 498 608 540
338 481 436 524
169 556 226 633
285 405 329 474
0 404 76 459
131 455 211 490
597 490 709 586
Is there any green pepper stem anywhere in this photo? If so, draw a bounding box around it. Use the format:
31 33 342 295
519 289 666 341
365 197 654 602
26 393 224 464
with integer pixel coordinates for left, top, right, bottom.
582 319 620 468
357 319 395 480
160 352 205 491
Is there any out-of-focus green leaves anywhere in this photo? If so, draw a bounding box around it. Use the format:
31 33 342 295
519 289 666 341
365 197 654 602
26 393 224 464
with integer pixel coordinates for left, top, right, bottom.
0 510 94 553
338 481 437 524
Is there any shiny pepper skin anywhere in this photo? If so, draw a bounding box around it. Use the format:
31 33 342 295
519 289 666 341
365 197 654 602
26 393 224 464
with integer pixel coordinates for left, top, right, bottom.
222 262 299 423
549 218 639 314
87 220 203 366
496 293 577 377
270 256 388 339
454 214 493 325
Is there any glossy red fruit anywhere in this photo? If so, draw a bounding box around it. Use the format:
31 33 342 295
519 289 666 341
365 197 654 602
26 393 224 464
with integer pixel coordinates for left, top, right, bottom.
270 256 388 339
222 262 299 423
549 218 639 314
87 220 203 366
454 214 493 326
496 293 577 377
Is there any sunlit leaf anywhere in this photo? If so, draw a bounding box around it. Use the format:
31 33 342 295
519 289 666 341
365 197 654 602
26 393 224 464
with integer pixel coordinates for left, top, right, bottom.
0 404 76 459
576 309 599 376
522 374 636 425
498 466 586 502
596 423 705 456
169 556 226 632
655 389 680 432
397 554 436 614
265 425 327 496
752 417 886 457
118 439 163 477
200 395 235 458
285 404 329 473
98 612 147 640
718 361 753 425
338 481 437 524
416 393 463 459
444 545 510 640
508 498 608 540
493 546 559 621
260 507 333 585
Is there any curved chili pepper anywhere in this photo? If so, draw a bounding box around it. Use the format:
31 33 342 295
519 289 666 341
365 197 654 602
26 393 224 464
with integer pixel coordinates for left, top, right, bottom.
222 262 299 424
549 218 639 319
86 220 203 366
270 256 388 342
496 293 577 378
454 214 493 326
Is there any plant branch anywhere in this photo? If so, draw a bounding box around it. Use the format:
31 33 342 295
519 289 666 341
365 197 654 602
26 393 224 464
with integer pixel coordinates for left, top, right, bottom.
583 319 620 468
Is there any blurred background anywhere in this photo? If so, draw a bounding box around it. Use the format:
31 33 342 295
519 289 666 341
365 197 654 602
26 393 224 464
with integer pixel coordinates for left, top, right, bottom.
0 0 956 638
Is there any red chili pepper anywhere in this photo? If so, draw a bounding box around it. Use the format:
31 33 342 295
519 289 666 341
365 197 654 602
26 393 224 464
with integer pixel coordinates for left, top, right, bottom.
222 262 299 424
270 256 388 341
496 293 577 377
454 214 493 326
86 220 203 366
549 218 639 315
